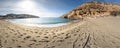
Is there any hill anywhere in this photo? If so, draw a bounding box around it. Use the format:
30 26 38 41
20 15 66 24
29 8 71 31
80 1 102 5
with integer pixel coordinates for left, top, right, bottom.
0 14 39 19
61 2 120 19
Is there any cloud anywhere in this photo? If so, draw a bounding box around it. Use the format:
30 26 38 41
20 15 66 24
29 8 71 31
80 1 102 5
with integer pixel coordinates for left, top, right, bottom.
0 0 63 17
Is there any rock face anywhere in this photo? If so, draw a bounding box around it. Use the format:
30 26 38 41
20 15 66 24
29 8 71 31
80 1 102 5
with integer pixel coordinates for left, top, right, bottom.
0 14 39 19
61 2 120 19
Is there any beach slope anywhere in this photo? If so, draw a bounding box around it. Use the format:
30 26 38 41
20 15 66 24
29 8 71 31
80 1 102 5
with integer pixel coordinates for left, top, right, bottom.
0 16 120 48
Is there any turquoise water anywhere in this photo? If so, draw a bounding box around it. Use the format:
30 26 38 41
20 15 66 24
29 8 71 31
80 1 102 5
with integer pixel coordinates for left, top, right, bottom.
8 17 70 27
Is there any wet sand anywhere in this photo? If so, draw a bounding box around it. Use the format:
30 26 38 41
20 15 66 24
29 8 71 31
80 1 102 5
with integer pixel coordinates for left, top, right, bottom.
0 16 120 48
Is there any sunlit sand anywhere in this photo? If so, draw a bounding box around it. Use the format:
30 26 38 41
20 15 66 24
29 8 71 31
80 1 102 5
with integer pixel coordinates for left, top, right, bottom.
0 16 120 48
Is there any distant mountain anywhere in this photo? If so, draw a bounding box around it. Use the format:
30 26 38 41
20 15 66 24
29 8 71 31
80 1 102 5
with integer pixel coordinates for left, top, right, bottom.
0 14 39 19
61 2 120 19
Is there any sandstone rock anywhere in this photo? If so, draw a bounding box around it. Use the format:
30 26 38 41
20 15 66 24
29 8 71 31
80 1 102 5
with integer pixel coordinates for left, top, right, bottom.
61 2 120 19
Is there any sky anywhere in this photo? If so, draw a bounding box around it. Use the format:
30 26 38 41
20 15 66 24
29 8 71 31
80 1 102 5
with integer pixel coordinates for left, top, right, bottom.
0 0 120 17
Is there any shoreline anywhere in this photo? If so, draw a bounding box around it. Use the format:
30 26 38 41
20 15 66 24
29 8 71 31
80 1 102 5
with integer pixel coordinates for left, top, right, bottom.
6 18 81 28
5 17 73 27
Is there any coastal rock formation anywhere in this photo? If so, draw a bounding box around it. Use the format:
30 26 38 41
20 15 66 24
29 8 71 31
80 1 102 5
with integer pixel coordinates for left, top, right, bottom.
0 14 39 19
61 2 120 19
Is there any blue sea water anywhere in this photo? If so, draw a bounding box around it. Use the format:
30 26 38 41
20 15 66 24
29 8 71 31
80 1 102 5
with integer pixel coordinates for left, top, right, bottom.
8 17 70 27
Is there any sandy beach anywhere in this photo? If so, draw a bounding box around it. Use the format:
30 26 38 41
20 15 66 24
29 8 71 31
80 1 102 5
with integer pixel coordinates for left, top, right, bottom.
0 16 120 48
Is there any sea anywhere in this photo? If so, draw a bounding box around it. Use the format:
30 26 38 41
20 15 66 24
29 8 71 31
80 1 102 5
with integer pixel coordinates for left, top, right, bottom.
8 17 70 27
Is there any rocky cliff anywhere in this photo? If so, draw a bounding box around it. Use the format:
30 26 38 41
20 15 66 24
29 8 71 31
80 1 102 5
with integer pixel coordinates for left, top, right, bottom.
61 2 120 19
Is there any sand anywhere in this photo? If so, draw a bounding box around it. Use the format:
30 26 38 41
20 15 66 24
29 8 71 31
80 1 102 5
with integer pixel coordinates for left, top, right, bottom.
0 16 120 48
